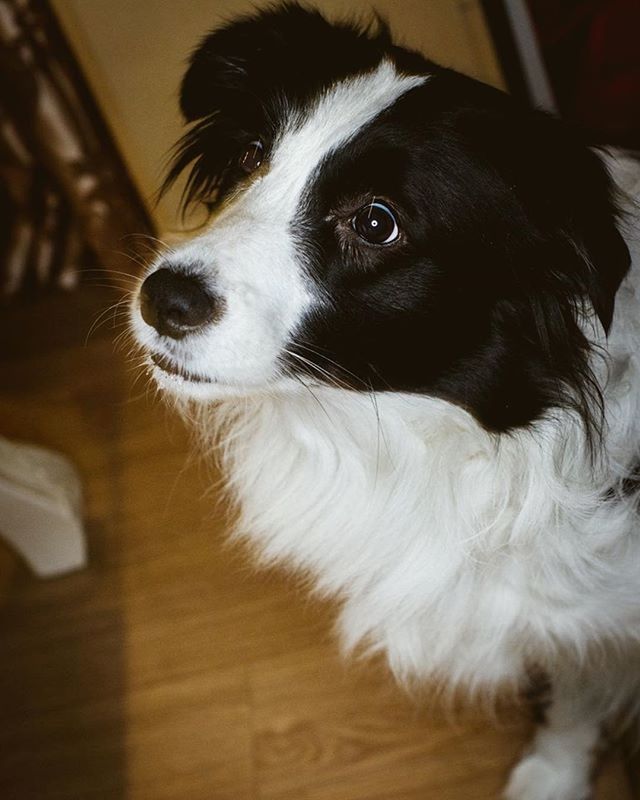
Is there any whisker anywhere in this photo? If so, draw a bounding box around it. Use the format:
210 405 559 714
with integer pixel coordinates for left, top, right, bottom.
284 349 348 391
121 232 172 251
85 296 130 344
113 328 137 352
113 250 152 273
80 268 140 279
80 272 140 288
82 283 136 293
284 368 335 424
291 340 368 389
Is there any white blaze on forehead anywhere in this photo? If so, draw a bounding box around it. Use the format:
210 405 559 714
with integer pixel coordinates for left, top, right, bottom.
255 59 426 215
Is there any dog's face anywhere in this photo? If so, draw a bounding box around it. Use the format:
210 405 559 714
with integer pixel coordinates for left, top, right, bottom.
131 4 629 432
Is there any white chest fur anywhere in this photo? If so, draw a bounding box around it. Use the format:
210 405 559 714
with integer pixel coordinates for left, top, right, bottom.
210 336 640 694
200 156 640 695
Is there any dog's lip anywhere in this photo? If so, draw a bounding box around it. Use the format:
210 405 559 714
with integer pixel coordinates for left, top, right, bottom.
149 352 213 384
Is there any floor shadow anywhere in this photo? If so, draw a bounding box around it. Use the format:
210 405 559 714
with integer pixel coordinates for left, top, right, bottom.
0 520 128 799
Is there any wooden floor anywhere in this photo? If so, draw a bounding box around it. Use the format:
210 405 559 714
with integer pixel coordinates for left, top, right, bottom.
0 286 636 799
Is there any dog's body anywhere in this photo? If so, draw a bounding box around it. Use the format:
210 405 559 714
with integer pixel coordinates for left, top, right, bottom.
131 6 640 797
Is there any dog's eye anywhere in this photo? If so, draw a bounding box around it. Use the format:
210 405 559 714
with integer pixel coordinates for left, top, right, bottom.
238 140 264 174
352 201 399 245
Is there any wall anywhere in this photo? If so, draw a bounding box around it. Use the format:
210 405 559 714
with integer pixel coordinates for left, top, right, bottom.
51 0 503 233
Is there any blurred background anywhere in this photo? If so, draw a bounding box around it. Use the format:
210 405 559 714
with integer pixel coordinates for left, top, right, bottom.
0 1 638 798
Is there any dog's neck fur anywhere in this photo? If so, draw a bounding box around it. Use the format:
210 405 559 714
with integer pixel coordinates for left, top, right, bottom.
204 334 640 695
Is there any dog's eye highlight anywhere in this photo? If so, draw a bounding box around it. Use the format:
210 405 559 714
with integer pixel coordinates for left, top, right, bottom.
238 140 264 174
352 201 399 245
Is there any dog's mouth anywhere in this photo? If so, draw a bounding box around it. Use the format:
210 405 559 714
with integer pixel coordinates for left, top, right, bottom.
149 352 212 384
145 349 287 397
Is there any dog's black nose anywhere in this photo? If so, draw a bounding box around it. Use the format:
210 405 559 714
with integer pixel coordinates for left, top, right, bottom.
139 268 220 339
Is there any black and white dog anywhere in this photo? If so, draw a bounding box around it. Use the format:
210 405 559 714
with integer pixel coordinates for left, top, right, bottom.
130 5 640 798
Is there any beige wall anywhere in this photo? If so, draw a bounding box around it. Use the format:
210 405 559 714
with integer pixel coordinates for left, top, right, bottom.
52 0 503 233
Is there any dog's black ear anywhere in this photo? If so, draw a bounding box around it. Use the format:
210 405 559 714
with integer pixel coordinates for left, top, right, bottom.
563 149 631 333
529 139 631 335
165 4 391 212
455 94 630 334
537 130 630 334
178 4 327 122
575 205 630 334
179 3 389 122
178 7 288 122
164 6 334 210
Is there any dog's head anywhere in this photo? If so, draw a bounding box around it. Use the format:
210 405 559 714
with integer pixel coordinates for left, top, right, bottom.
131 3 629 432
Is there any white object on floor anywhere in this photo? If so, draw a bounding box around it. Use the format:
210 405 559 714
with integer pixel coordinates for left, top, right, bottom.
0 436 86 577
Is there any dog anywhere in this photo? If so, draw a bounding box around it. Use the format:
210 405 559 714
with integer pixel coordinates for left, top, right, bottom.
129 5 640 798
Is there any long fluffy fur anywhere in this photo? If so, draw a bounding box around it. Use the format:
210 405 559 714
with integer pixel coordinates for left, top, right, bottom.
131 6 640 795
175 173 640 710
192 247 640 706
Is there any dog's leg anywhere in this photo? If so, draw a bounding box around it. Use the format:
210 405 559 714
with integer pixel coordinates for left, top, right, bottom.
503 673 604 800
